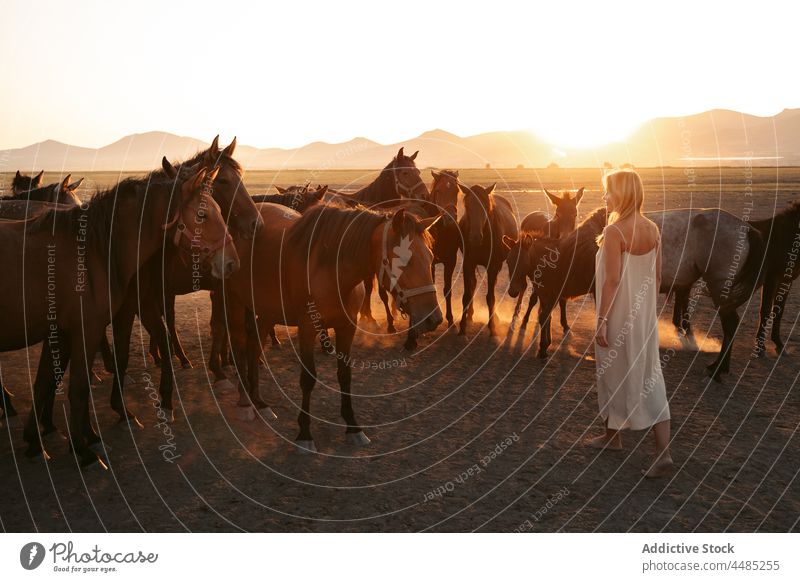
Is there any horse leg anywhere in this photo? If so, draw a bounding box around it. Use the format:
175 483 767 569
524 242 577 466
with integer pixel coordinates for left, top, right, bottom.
225 298 256 419
139 297 176 421
165 294 192 369
98 331 115 373
377 284 396 333
443 257 456 327
245 309 272 415
706 308 740 381
359 276 377 325
22 331 70 458
296 324 318 452
459 261 476 336
148 334 161 366
1 380 17 421
754 276 777 357
538 298 555 359
771 279 791 355
208 289 228 382
559 298 570 333
486 266 499 336
68 334 104 468
108 287 142 428
521 288 538 329
332 323 368 445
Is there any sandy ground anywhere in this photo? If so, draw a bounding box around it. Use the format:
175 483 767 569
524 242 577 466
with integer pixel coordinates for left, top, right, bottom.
1 185 799 532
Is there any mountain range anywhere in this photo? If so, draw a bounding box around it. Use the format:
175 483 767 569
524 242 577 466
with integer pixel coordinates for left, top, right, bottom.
2 108 798 171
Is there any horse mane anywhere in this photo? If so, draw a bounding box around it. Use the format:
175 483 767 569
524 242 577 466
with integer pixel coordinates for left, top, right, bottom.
183 148 243 175
286 204 389 267
557 206 606 253
749 200 800 261
350 156 398 203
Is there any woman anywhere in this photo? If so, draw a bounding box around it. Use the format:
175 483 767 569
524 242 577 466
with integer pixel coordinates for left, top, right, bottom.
590 169 673 478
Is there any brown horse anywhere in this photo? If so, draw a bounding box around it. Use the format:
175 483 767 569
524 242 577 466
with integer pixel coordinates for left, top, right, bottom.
1 174 83 205
222 203 441 452
458 183 519 336
251 184 328 214
104 137 262 427
748 202 800 356
362 169 460 345
3 164 236 467
509 187 585 329
10 170 44 194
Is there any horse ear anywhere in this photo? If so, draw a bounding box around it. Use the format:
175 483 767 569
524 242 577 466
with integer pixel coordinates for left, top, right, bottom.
222 136 237 157
209 135 220 156
186 168 208 200
502 235 517 250
396 147 404 159
275 186 288 194
486 183 496 195
67 177 84 191
314 185 328 200
409 150 419 161
162 156 178 179
544 189 561 206
59 174 72 192
458 183 472 195
431 170 440 180
453 170 459 177
417 214 441 232
206 166 220 183
391 208 406 234
575 187 585 204
33 170 44 187
15 170 21 179
523 233 533 246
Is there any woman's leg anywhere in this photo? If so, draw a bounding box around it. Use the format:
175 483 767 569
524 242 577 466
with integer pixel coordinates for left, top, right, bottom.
643 419 673 477
587 418 622 450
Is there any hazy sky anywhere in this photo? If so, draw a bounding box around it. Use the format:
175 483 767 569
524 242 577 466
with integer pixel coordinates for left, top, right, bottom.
1 0 797 150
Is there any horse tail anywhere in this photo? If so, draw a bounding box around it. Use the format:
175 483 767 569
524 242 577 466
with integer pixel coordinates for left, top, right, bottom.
728 226 766 305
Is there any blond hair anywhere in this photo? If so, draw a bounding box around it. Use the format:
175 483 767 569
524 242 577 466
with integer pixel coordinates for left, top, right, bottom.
597 169 645 245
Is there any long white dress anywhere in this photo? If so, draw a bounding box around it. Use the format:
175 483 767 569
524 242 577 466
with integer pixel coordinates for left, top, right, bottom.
594 231 670 431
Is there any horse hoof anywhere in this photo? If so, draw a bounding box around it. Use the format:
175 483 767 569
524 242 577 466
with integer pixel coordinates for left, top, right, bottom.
117 415 144 430
295 440 318 454
24 447 50 462
235 406 256 421
256 406 277 421
345 431 371 446
89 440 112 454
81 452 109 471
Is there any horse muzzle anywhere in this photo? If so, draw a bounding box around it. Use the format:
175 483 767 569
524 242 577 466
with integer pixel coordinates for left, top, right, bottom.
210 250 240 279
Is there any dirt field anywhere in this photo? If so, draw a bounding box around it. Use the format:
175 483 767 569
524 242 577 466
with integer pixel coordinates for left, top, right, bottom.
1 167 799 532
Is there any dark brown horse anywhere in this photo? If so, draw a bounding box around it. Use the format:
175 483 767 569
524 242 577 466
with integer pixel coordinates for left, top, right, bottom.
458 183 518 336
506 208 606 358
222 203 441 452
105 137 262 428
507 187 585 330
2 174 82 205
748 202 800 356
3 165 236 467
251 184 328 213
10 170 44 194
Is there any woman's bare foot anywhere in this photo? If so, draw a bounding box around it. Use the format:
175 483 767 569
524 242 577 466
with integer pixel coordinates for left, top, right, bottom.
642 453 674 478
586 434 622 451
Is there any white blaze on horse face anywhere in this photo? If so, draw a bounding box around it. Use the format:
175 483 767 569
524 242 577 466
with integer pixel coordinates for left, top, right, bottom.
390 235 413 290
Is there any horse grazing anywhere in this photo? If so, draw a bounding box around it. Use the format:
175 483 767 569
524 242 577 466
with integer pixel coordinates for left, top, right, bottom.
749 202 800 356
251 184 328 213
10 170 44 194
4 165 236 467
510 187 586 330
458 183 519 336
222 203 441 452
1 174 83 205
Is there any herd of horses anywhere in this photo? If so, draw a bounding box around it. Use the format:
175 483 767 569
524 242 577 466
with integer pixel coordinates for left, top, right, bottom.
0 136 797 467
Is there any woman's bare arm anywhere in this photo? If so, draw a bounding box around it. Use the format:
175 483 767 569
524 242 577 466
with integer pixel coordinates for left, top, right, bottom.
598 226 623 320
